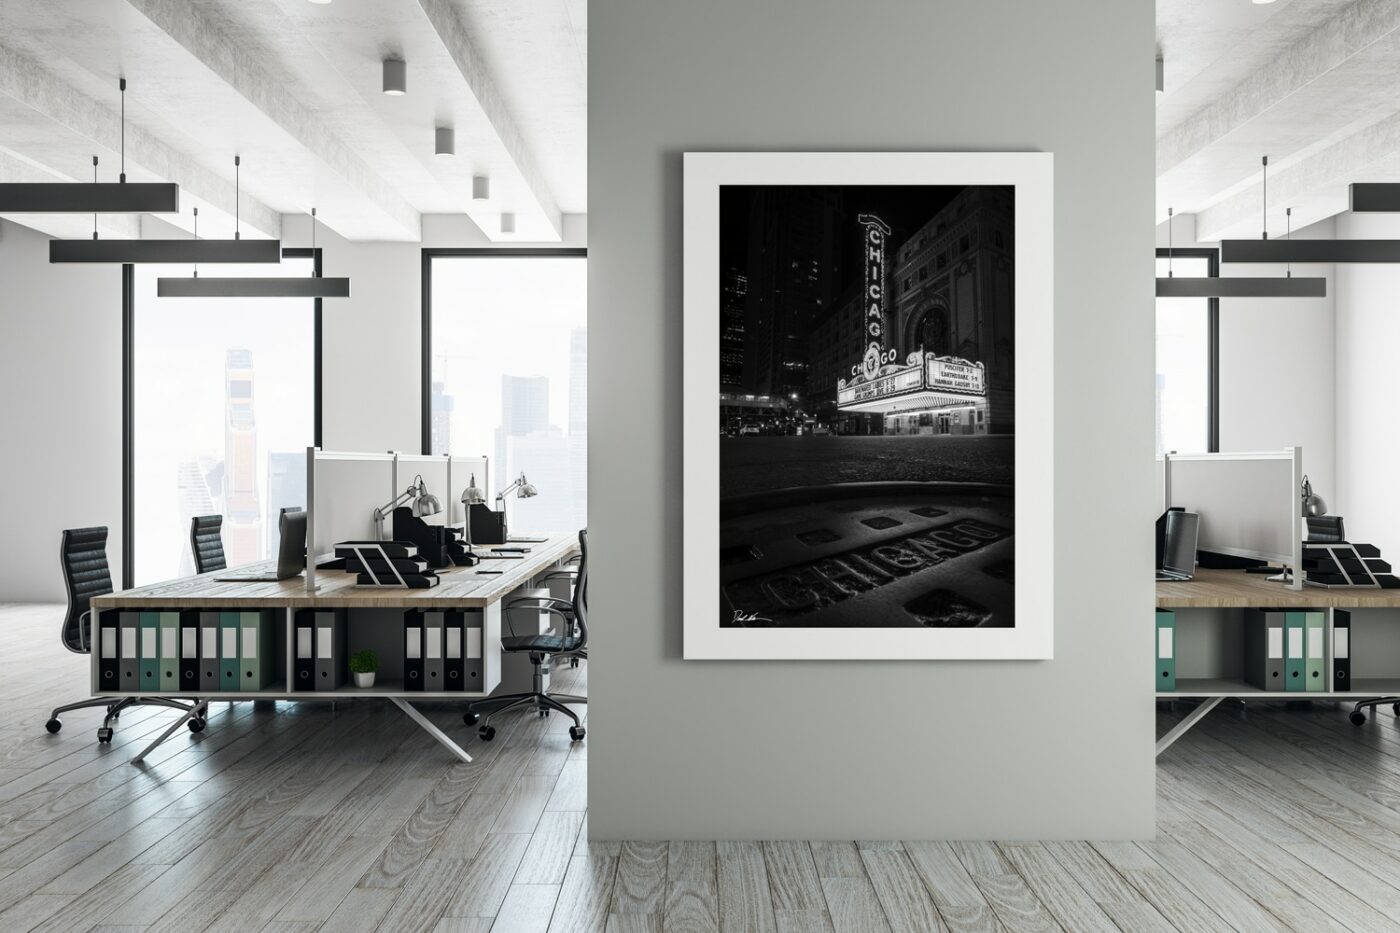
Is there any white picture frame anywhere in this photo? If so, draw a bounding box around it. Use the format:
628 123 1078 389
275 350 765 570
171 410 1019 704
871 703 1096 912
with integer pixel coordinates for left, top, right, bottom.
682 151 1054 660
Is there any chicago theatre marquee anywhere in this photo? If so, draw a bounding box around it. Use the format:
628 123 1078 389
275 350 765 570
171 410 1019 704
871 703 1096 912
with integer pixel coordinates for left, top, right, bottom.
834 189 1013 436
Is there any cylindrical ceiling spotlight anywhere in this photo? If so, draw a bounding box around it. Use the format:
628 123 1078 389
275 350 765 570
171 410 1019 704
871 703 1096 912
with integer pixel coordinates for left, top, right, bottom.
382 58 407 96
435 126 455 156
472 175 490 201
500 212 516 234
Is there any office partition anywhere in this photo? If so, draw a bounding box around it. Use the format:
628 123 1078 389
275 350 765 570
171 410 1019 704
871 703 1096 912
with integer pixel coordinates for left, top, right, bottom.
306 449 395 592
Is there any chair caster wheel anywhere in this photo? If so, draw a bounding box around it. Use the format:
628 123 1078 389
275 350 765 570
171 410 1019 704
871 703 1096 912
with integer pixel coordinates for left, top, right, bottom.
1351 711 1367 726
45 718 62 734
569 726 585 742
479 725 496 741
188 718 206 733
1392 703 1400 717
464 712 480 726
96 727 113 743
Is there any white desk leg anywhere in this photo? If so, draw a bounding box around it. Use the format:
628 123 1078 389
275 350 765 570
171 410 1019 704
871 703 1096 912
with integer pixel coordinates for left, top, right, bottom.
1155 696 1223 757
131 699 207 765
389 697 472 763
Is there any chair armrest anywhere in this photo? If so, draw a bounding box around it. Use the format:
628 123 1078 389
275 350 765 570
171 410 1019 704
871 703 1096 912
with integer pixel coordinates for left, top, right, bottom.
506 596 574 612
503 602 575 638
79 609 91 653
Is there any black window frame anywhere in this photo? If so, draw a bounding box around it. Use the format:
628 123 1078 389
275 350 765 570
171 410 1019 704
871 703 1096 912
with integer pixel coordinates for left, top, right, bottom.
420 247 588 456
120 247 324 588
1155 246 1219 454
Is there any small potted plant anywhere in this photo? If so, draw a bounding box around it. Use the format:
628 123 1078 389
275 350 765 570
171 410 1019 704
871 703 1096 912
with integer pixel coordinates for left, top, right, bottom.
349 649 379 688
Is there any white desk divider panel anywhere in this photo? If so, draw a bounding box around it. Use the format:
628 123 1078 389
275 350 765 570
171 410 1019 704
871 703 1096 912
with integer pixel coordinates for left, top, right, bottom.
394 453 451 527
1164 448 1303 590
448 454 489 526
306 448 395 594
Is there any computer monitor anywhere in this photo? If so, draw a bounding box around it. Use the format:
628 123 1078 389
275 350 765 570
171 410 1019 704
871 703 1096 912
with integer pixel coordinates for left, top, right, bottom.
1158 510 1198 580
1163 449 1302 585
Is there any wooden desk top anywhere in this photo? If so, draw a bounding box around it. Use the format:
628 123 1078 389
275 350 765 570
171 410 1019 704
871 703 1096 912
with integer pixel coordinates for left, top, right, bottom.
92 536 579 610
1157 568 1400 609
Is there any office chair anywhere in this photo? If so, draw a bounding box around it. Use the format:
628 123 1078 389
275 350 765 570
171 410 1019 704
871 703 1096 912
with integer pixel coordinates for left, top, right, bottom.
47 527 199 742
541 529 588 666
190 514 226 574
464 529 589 743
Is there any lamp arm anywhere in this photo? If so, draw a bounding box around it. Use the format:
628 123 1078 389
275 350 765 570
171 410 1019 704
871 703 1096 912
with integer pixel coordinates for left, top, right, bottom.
496 478 522 505
373 488 415 521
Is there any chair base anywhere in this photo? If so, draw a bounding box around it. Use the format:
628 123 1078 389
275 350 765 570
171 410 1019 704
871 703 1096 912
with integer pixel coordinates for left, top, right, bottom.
464 653 586 741
46 695 200 743
1350 696 1400 725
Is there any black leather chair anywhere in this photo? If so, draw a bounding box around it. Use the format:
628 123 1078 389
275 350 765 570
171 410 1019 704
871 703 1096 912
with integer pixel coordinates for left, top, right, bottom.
464 529 589 742
542 530 588 666
47 526 199 742
190 515 226 574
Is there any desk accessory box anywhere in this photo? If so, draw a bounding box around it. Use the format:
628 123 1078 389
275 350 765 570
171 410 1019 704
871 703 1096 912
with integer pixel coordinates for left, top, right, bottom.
1302 543 1400 588
334 541 440 588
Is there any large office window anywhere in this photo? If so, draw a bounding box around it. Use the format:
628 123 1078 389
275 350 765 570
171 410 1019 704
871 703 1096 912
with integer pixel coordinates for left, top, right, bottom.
1155 251 1217 457
131 257 316 584
426 250 587 536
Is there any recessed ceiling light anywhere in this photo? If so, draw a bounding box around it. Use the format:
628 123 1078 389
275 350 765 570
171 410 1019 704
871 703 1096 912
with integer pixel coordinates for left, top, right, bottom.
308 0 332 5
1252 0 1277 5
435 127 455 156
383 58 406 96
472 175 490 200
500 212 515 234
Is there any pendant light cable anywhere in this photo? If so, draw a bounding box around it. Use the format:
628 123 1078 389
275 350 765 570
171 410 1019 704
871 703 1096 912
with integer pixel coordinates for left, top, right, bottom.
1167 206 1174 278
91 156 98 240
234 155 241 240
193 206 199 278
1286 207 1292 278
1261 155 1268 241
119 79 126 184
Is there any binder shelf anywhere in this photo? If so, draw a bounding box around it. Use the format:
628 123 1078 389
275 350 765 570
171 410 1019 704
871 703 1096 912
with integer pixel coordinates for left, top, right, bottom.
1155 568 1400 755
88 534 581 764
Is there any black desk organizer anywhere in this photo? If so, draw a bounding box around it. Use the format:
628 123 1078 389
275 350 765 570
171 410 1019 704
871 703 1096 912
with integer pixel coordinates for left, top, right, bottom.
392 508 480 567
466 502 508 545
1303 542 1400 588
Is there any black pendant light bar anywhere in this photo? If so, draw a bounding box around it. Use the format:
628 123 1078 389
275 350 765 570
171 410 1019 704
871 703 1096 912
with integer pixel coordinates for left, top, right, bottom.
1221 239 1400 264
0 79 179 214
1157 201 1326 298
50 237 280 264
1157 276 1325 298
51 152 280 264
0 182 178 214
1349 183 1400 213
157 207 351 299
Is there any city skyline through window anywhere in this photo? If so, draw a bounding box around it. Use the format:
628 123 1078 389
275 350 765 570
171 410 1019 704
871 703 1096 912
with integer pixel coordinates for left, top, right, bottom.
132 258 315 584
429 254 587 536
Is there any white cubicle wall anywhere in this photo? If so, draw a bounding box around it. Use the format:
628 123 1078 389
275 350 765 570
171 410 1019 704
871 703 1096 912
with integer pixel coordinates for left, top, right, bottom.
1164 448 1303 589
305 449 490 592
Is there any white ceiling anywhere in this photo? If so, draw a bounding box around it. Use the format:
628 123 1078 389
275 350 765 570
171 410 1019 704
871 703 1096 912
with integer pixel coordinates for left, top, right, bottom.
0 0 586 243
1159 0 1400 241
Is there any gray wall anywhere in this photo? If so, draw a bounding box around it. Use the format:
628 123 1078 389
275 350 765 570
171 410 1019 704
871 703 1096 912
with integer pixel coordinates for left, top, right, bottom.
589 0 1157 838
0 219 123 602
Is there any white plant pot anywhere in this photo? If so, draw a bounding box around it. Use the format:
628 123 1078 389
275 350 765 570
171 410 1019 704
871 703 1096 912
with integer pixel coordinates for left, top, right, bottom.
353 671 376 688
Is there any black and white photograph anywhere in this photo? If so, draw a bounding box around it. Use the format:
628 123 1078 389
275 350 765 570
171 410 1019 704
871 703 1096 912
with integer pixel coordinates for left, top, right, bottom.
683 151 1053 660
717 184 1016 630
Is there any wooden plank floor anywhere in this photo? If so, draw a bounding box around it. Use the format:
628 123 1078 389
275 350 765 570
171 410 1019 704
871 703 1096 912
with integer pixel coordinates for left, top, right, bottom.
6 604 1400 932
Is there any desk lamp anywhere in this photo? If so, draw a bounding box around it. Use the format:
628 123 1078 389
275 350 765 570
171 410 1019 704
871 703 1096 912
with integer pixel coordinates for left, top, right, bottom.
372 474 442 540
496 473 538 537
460 473 485 555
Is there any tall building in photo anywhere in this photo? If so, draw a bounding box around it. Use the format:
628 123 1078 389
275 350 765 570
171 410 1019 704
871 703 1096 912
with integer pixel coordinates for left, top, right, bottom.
720 267 747 391
569 329 587 437
743 188 842 396
223 349 261 566
430 380 454 455
889 186 1015 433
265 451 307 555
495 374 550 496
502 429 581 535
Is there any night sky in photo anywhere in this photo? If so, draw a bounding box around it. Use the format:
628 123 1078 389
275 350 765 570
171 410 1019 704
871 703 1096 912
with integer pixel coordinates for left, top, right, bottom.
720 184 966 292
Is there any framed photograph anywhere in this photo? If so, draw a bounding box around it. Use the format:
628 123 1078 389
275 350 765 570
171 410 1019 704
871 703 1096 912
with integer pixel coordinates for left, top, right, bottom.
682 152 1053 660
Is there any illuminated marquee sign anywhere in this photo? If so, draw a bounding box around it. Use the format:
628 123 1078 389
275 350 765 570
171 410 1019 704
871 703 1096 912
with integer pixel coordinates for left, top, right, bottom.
926 356 986 396
837 363 923 407
857 213 892 380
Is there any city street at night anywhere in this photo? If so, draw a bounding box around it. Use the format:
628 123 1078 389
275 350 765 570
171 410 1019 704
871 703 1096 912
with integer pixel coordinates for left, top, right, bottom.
720 433 1014 498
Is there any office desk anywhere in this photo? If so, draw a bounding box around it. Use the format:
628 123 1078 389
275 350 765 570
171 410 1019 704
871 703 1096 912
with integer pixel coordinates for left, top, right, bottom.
1156 569 1400 754
90 536 579 763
